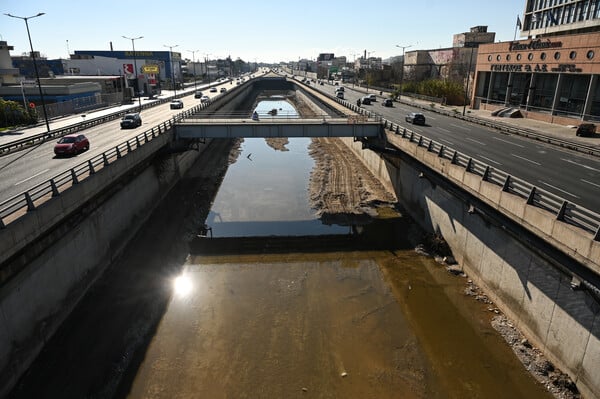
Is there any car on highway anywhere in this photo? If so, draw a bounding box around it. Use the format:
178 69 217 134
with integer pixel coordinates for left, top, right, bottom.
170 99 184 109
54 134 89 157
194 90 203 98
405 112 426 125
120 113 142 129
200 95 210 103
367 94 377 102
220 87 227 93
336 91 344 99
210 87 218 93
337 87 345 92
382 99 393 107
361 96 371 105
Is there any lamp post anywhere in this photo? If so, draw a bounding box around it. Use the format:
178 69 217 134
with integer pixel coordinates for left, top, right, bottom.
188 50 199 91
164 44 179 97
395 44 413 101
204 53 212 84
5 12 50 134
123 35 143 111
366 51 375 92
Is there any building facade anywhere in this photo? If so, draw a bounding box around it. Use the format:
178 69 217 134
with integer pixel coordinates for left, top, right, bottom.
471 1 600 124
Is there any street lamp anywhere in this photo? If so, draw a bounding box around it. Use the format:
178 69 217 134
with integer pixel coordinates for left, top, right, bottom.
396 44 413 101
164 44 179 97
188 50 199 91
204 53 211 84
366 51 375 92
5 12 50 134
123 35 143 111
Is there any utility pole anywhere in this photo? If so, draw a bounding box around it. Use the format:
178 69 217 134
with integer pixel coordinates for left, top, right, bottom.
188 49 199 91
164 44 179 97
395 44 413 100
123 35 143 111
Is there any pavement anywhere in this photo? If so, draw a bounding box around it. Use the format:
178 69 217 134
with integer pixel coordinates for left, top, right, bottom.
346 85 600 156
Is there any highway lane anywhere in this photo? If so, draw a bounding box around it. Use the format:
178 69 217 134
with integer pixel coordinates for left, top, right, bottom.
312 81 600 213
0 80 243 203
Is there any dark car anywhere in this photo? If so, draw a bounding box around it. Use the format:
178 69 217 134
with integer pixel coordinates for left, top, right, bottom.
382 99 393 107
54 134 89 156
220 87 227 93
576 123 596 137
170 99 184 109
406 112 426 125
361 96 371 105
210 87 218 93
120 113 142 129
194 90 203 98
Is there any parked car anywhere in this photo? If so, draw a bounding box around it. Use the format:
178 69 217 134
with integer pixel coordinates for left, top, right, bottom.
200 95 210 103
382 99 393 107
361 96 371 105
54 134 89 156
406 112 426 125
210 87 218 93
170 99 184 109
120 113 142 129
194 91 203 98
367 94 377 102
220 87 227 93
576 123 596 137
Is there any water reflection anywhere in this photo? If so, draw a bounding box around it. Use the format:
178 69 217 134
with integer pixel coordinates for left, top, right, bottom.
207 137 347 237
254 98 298 119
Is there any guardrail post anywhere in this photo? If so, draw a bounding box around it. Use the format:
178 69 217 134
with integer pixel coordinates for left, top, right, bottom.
127 141 132 153
88 160 95 175
502 175 511 192
402 128 407 138
0 217 5 229
427 140 433 151
482 166 490 181
136 136 141 148
116 147 122 158
409 131 414 142
438 145 444 157
466 158 473 171
144 132 149 143
103 153 109 167
526 186 537 204
418 136 423 146
594 226 600 241
71 169 79 184
451 151 458 164
49 179 60 197
557 200 568 221
25 192 35 211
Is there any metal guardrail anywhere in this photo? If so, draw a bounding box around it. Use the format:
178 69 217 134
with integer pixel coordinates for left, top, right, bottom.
0 95 220 229
332 95 600 241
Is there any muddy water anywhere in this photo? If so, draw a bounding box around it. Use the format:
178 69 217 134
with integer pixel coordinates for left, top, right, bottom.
125 139 553 398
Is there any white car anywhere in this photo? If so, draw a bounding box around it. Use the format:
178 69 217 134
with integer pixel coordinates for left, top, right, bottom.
200 95 210 103
169 99 184 109
367 94 377 102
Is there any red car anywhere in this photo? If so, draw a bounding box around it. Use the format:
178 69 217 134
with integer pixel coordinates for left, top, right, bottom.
54 134 90 156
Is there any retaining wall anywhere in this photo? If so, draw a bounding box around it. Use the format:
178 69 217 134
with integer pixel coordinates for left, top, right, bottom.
0 135 209 397
339 135 600 399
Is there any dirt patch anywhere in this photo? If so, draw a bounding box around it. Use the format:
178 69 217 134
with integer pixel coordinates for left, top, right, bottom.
307 137 397 225
264 137 290 151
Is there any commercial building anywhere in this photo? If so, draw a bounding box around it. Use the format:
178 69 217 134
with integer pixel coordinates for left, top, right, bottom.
472 0 600 124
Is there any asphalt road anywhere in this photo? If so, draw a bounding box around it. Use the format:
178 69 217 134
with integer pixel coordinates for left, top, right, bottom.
312 80 600 213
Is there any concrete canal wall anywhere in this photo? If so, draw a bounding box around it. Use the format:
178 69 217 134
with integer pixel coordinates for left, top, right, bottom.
340 135 600 399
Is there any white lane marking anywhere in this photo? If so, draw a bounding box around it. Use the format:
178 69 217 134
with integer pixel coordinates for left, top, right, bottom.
538 180 580 199
493 137 525 148
560 158 600 173
450 123 471 130
14 169 49 186
511 153 541 165
478 155 502 165
581 179 600 189
439 138 454 145
437 127 450 133
465 137 486 146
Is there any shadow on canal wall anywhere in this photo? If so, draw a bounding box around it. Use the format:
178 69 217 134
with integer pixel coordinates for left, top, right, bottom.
338 135 600 399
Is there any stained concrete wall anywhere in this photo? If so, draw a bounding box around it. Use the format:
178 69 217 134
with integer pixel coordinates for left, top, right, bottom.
0 135 209 397
339 134 600 399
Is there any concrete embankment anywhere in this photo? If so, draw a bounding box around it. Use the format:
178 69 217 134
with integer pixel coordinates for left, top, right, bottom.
338 134 600 399
0 131 210 397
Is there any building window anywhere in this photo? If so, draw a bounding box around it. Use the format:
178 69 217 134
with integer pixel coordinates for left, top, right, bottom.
528 53 534 61
587 50 595 60
554 52 561 60
497 54 501 61
516 53 522 61
488 55 492 61
540 52 546 60
506 54 511 61
569 51 577 60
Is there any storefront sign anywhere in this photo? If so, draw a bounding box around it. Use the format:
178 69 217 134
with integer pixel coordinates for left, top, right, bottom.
142 65 160 74
509 39 562 52
491 63 581 73
551 64 582 73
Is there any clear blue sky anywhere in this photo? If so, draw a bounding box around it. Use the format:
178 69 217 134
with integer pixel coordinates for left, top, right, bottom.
2 0 526 64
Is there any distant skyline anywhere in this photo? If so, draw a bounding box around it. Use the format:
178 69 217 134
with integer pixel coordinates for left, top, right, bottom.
3 0 527 64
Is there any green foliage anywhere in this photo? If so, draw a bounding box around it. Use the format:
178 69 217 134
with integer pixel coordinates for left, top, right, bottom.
0 99 38 128
391 79 466 105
